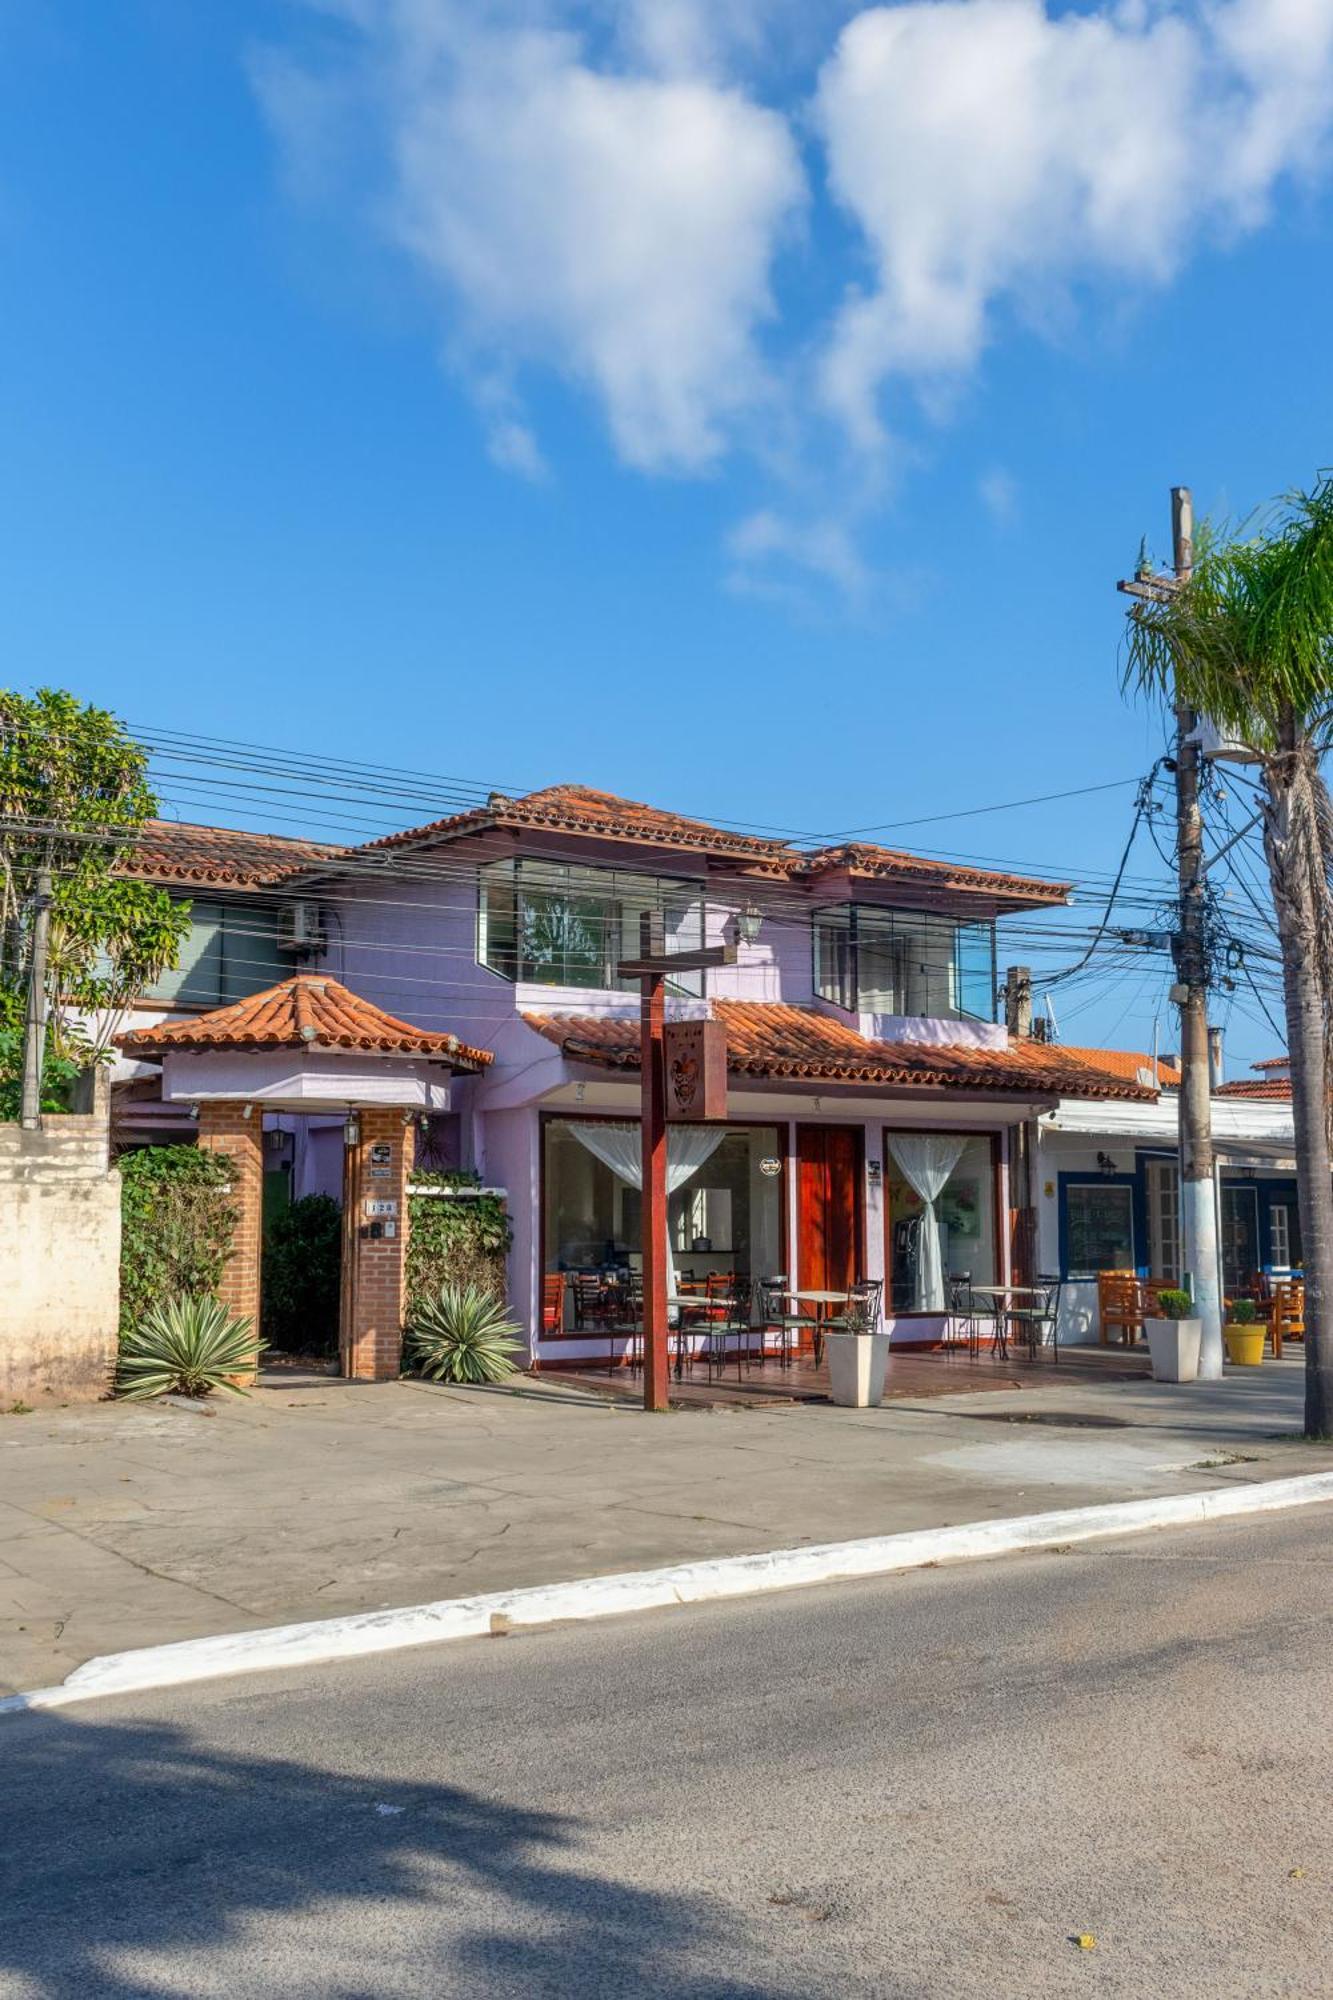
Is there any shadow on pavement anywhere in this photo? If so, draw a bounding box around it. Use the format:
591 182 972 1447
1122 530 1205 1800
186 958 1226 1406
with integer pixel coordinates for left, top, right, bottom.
0 1707 820 1998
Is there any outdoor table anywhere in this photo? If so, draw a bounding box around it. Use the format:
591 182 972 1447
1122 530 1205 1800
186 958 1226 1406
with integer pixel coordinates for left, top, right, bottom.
969 1284 1049 1360
783 1289 849 1364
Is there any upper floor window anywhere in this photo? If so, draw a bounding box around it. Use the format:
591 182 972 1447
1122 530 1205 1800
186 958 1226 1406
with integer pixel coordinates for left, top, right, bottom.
813 905 995 1021
478 860 705 993
141 899 286 1009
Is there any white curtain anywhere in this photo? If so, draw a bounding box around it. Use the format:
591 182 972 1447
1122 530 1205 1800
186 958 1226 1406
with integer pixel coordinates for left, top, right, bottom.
568 1122 727 1300
888 1133 967 1312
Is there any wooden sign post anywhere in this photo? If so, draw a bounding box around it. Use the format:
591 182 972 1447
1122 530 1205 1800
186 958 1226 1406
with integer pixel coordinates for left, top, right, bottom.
617 913 735 1412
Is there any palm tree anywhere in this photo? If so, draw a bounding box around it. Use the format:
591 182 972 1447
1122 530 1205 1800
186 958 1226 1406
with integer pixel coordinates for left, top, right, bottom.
1124 475 1333 1438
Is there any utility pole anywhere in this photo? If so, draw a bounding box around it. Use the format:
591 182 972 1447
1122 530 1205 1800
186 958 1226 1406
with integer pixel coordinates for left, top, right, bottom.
1169 488 1223 1377
19 865 53 1131
1120 489 1223 1374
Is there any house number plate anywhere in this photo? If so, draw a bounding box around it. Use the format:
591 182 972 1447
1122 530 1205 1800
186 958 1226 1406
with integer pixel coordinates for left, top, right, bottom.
364 1199 399 1217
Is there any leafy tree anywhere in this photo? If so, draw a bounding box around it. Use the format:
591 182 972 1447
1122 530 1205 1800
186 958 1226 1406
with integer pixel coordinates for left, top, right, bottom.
0 689 189 1091
1124 477 1333 1437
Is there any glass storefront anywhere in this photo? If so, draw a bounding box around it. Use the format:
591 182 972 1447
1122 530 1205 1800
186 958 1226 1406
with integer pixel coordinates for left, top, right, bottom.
884 1132 997 1310
542 1119 784 1326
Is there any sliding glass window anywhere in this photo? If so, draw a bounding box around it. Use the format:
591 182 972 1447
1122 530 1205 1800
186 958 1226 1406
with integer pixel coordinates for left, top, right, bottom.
812 906 996 1021
479 860 705 993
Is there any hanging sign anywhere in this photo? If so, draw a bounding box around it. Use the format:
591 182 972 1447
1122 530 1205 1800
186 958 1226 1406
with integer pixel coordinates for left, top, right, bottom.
663 1019 727 1121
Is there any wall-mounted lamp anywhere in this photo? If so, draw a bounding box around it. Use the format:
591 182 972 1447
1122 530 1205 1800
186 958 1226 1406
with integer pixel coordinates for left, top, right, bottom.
1097 1151 1119 1177
736 902 764 947
344 1115 361 1148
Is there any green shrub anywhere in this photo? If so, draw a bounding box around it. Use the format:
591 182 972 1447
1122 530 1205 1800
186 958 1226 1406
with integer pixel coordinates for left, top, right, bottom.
118 1146 238 1337
116 1293 264 1399
404 1282 524 1385
1155 1287 1194 1321
1227 1298 1259 1325
263 1194 342 1354
407 1171 512 1313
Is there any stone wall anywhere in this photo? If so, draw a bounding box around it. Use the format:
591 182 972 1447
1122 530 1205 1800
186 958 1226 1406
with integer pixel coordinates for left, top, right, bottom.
0 1080 121 1403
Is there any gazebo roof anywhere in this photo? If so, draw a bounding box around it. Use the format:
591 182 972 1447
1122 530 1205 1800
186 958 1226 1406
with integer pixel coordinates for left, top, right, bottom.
120 974 493 1069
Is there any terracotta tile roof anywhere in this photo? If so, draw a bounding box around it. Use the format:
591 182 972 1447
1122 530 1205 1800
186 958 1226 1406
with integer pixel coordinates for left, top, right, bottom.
121 791 1070 914
124 821 343 888
1215 1078 1293 1101
523 1001 1154 1100
119 974 492 1066
1252 1056 1290 1070
361 784 792 865
357 785 1069 912
1057 1045 1182 1088
786 842 1071 909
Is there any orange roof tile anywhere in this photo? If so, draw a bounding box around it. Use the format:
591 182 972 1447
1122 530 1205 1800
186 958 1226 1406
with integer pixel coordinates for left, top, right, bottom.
121 789 1070 914
1057 1045 1182 1088
523 1001 1154 1100
1215 1078 1293 1100
358 784 1069 912
124 821 342 888
120 974 492 1066
1252 1056 1290 1070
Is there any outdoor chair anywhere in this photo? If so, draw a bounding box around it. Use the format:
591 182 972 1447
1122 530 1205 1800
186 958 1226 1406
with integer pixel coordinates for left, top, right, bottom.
1270 1279 1305 1358
755 1276 804 1369
946 1274 977 1359
571 1273 604 1332
831 1277 883 1334
1009 1276 1063 1364
542 1272 566 1336
1097 1271 1144 1347
702 1280 754 1384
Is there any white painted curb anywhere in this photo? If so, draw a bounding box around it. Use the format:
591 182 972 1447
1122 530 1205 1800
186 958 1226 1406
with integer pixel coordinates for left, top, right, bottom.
5 1468 1333 1716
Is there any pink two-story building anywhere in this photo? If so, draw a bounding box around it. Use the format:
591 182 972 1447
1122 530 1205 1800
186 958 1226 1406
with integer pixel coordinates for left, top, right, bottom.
117 784 1152 1368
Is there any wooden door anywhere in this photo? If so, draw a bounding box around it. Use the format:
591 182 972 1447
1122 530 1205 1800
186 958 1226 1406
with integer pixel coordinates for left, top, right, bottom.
796 1125 863 1293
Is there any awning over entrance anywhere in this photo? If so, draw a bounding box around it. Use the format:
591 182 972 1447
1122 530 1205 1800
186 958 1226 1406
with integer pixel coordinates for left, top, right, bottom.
119 973 493 1113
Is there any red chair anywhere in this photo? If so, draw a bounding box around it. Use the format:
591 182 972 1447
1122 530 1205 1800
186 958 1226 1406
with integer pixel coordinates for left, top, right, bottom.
542 1272 566 1335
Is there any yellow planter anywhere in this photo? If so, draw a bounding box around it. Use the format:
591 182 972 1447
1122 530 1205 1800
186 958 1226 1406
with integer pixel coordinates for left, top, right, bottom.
1224 1325 1266 1367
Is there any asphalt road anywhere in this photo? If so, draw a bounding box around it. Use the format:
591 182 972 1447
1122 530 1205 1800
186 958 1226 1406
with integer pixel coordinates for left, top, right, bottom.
2 1510 1332 1999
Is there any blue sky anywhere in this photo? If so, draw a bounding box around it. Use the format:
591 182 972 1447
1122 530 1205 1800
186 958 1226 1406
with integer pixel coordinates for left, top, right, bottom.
3 0 1332 1068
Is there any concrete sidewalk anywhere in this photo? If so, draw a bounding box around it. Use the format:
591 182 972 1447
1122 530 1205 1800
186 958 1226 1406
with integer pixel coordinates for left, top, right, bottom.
1 1356 1328 1695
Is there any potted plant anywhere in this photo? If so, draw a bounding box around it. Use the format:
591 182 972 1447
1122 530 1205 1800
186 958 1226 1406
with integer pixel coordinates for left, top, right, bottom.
1223 1297 1266 1368
825 1297 890 1409
1144 1286 1203 1384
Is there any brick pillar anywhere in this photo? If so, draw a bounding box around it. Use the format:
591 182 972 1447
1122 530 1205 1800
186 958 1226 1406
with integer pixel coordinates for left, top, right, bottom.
344 1107 414 1382
196 1102 264 1380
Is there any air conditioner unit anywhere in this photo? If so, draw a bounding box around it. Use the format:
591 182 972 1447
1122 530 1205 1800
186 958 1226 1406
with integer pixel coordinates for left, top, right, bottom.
277 900 327 954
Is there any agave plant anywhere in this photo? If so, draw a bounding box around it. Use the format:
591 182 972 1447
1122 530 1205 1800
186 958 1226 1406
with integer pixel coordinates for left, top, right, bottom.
405 1282 525 1385
116 1293 263 1400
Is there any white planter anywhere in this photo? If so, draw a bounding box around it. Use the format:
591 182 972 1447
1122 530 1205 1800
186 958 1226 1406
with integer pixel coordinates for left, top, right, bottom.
825 1331 890 1408
1145 1316 1202 1384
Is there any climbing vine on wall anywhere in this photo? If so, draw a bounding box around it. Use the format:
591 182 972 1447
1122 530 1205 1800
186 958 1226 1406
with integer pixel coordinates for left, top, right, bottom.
117 1145 238 1338
407 1169 512 1311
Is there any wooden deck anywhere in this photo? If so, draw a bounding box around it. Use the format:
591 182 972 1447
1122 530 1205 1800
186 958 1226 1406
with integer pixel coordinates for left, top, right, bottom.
539 1342 1152 1411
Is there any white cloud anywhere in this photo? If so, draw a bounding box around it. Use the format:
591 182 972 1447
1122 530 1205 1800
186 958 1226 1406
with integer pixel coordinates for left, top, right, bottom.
978 465 1018 524
727 507 870 597
259 2 806 473
815 0 1333 449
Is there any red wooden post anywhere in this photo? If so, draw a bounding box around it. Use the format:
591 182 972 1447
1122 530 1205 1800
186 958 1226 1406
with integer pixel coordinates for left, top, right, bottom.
640 963 669 1411
619 913 737 1415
